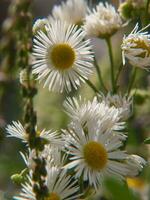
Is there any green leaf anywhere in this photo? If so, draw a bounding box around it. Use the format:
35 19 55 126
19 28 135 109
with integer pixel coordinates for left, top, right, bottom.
144 137 150 144
104 178 139 200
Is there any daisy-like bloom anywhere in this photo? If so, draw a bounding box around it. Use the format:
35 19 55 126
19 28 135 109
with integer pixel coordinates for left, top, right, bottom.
127 177 149 200
98 93 132 120
14 167 79 200
6 121 62 147
32 20 93 92
51 0 88 25
122 23 150 69
63 100 146 190
64 96 125 136
32 18 48 35
83 2 122 38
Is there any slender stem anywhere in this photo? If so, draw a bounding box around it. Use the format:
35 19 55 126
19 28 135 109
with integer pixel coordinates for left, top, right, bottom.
106 37 116 93
127 67 137 96
145 0 150 26
85 79 99 93
76 71 99 93
94 58 107 93
115 62 124 88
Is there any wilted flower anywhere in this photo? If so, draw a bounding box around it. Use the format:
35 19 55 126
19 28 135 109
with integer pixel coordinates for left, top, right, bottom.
122 24 150 69
83 2 122 38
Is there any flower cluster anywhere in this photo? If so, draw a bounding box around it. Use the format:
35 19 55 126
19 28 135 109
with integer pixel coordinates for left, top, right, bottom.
7 97 146 199
5 0 150 199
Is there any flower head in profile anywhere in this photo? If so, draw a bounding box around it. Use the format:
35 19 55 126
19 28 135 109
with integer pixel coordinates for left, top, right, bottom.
6 121 62 147
51 0 88 25
83 2 122 38
63 97 146 190
32 20 93 92
14 167 79 200
64 96 125 135
99 93 132 120
122 24 150 69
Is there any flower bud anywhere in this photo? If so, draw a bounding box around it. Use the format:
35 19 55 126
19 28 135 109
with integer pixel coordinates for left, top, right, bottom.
32 18 48 35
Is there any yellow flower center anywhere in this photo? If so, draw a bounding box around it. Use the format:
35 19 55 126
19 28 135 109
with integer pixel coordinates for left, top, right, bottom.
129 38 150 57
127 178 145 190
83 141 108 170
45 193 60 200
50 43 76 70
36 131 41 136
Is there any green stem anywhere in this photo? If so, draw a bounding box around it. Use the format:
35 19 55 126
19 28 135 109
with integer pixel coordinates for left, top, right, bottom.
127 68 137 96
106 37 116 93
94 58 107 93
85 79 99 93
145 0 150 25
76 72 99 93
115 62 124 89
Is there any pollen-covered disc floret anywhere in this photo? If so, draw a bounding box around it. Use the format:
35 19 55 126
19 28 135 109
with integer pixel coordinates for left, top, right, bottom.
83 141 108 170
122 24 150 69
45 193 60 200
51 0 88 25
14 167 79 200
83 2 122 38
63 97 146 190
32 20 93 92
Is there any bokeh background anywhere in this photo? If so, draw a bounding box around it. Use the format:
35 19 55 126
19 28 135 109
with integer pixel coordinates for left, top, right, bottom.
0 0 150 199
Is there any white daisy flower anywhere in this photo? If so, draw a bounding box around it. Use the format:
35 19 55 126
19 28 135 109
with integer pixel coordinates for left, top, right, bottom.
32 18 48 35
83 2 122 38
98 93 133 120
6 121 62 147
122 23 150 69
51 0 89 25
64 96 125 135
14 167 80 200
32 20 93 92
63 116 146 190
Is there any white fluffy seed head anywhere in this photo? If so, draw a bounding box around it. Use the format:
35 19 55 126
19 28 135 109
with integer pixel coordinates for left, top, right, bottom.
51 0 89 25
83 2 122 38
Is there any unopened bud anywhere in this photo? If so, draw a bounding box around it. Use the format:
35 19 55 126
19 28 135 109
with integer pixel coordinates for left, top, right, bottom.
32 18 48 35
